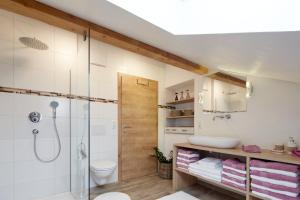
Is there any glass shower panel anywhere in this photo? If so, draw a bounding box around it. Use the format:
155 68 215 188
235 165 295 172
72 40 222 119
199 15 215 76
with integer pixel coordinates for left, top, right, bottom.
70 30 90 200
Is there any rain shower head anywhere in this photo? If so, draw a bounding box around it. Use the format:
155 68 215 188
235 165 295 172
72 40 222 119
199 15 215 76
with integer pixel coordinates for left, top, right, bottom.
19 37 48 50
50 101 59 109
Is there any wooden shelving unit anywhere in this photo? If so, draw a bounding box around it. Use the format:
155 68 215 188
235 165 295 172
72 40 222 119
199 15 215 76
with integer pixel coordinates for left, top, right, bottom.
173 143 300 200
166 98 194 105
166 115 194 119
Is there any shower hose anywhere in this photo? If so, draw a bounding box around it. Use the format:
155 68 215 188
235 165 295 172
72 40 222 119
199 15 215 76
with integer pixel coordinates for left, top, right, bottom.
33 116 61 163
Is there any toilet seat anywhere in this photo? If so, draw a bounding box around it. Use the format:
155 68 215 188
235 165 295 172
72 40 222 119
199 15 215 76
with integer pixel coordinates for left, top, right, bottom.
94 192 131 200
91 160 116 171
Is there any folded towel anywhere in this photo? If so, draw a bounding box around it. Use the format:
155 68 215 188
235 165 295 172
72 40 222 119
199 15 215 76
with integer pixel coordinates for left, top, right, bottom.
222 173 246 184
223 167 246 176
222 171 246 181
197 157 222 169
178 152 199 159
252 191 281 200
250 167 299 177
251 170 300 183
251 183 299 198
222 177 246 188
177 157 199 164
252 179 300 194
251 175 299 188
252 187 300 200
242 145 261 153
221 180 246 191
178 148 198 155
251 160 300 173
222 172 246 184
223 159 246 170
189 162 222 176
189 168 221 182
177 161 189 169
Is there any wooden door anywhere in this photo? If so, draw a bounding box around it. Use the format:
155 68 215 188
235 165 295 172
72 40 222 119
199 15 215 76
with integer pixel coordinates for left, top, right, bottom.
118 73 158 181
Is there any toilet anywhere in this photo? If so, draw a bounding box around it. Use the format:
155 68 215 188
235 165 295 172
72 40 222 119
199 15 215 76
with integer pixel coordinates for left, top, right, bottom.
94 192 131 200
90 160 117 185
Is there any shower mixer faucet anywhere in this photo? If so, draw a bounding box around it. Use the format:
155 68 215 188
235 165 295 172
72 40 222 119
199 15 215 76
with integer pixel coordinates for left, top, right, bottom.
29 112 42 123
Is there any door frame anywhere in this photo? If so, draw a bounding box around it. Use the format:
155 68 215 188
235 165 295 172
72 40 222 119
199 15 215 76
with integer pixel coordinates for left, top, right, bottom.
117 73 158 182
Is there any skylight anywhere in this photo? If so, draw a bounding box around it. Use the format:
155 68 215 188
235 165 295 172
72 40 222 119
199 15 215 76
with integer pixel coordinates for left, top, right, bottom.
106 0 300 35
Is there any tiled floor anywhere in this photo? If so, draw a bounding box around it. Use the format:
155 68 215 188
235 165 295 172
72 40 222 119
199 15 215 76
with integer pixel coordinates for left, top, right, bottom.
90 175 244 200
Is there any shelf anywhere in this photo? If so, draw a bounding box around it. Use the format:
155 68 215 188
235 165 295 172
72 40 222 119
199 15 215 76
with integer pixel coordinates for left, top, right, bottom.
166 98 194 105
175 167 247 196
249 192 266 200
167 115 194 119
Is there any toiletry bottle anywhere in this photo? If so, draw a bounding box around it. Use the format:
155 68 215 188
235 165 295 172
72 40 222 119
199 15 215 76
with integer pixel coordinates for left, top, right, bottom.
186 89 191 99
175 92 178 101
287 137 297 154
180 91 184 101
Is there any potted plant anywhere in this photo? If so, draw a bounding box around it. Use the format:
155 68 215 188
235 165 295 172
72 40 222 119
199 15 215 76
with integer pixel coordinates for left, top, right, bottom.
153 147 173 179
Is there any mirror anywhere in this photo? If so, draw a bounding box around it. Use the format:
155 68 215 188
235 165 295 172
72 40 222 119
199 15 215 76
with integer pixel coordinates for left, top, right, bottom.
200 72 248 113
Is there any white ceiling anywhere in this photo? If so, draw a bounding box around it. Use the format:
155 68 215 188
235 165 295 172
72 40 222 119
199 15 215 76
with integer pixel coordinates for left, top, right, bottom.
39 0 300 83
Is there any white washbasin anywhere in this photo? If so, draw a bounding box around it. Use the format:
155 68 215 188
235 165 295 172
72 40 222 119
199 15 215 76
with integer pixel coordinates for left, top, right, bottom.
188 136 240 149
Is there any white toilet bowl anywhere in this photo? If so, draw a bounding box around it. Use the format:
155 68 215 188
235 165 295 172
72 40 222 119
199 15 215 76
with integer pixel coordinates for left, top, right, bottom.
94 192 131 200
90 160 116 185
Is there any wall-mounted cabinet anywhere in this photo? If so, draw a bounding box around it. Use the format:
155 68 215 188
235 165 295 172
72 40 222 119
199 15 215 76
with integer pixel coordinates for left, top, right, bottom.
165 79 195 133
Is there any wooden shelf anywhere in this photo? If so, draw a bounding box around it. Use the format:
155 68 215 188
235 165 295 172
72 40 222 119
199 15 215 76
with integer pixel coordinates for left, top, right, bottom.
173 143 300 200
166 98 194 105
175 167 246 196
167 115 194 119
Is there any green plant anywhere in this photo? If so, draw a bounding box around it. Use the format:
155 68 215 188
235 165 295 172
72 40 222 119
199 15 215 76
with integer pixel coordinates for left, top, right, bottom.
153 147 173 163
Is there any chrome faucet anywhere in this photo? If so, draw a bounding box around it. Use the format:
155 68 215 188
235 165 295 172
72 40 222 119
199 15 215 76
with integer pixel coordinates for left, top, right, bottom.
213 114 231 121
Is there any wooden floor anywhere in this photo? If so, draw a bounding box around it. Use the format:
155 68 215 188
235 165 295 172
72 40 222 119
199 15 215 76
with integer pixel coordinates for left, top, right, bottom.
90 175 244 200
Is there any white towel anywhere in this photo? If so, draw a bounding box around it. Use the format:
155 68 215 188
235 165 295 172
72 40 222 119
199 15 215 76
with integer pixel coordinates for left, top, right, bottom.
157 191 199 200
177 157 198 163
222 172 246 181
189 162 222 176
222 177 246 188
189 168 221 182
177 161 188 167
223 165 247 175
251 175 299 188
251 183 299 197
250 167 299 177
252 191 281 200
197 157 222 169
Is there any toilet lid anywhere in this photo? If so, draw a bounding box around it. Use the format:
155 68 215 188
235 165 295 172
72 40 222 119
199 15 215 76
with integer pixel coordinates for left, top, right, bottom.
91 160 116 171
94 192 131 200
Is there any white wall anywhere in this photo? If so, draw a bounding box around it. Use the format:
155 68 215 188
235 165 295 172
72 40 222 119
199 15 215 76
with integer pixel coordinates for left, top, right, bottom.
198 76 300 149
89 39 166 187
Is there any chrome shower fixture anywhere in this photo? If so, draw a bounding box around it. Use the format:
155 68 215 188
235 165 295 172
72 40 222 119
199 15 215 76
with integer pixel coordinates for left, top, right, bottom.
29 112 42 123
19 37 49 50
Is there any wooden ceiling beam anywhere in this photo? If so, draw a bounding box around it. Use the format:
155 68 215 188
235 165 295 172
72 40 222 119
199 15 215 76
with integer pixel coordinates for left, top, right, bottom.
0 0 208 75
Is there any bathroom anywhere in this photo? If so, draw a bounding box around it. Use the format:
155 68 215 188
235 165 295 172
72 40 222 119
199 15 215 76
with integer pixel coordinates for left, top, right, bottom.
0 1 300 200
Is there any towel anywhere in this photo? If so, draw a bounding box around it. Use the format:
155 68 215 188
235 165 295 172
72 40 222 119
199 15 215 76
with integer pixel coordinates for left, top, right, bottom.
178 152 200 159
222 179 246 191
197 157 222 169
251 183 299 197
252 179 300 194
223 159 246 170
252 191 282 200
251 175 299 188
178 149 198 155
222 171 246 181
221 173 246 184
251 170 300 183
251 160 300 173
242 145 261 153
189 162 222 176
177 157 199 164
189 168 221 182
252 187 300 200
250 167 299 177
223 167 246 176
222 177 246 188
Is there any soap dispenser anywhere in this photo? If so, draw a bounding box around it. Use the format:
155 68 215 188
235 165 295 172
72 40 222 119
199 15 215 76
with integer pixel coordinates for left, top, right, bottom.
287 137 297 153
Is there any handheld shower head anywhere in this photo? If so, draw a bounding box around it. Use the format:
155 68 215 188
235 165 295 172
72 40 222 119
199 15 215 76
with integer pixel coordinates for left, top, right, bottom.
50 101 59 118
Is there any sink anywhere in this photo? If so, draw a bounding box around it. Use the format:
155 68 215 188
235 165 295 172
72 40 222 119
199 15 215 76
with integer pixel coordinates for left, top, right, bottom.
188 135 240 149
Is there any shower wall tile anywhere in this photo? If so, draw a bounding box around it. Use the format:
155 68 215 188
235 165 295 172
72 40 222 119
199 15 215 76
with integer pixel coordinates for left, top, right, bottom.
0 116 13 140
54 28 77 56
0 185 14 200
0 93 14 116
0 9 14 41
0 140 14 163
0 63 14 87
0 162 14 187
54 53 73 94
0 39 14 65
